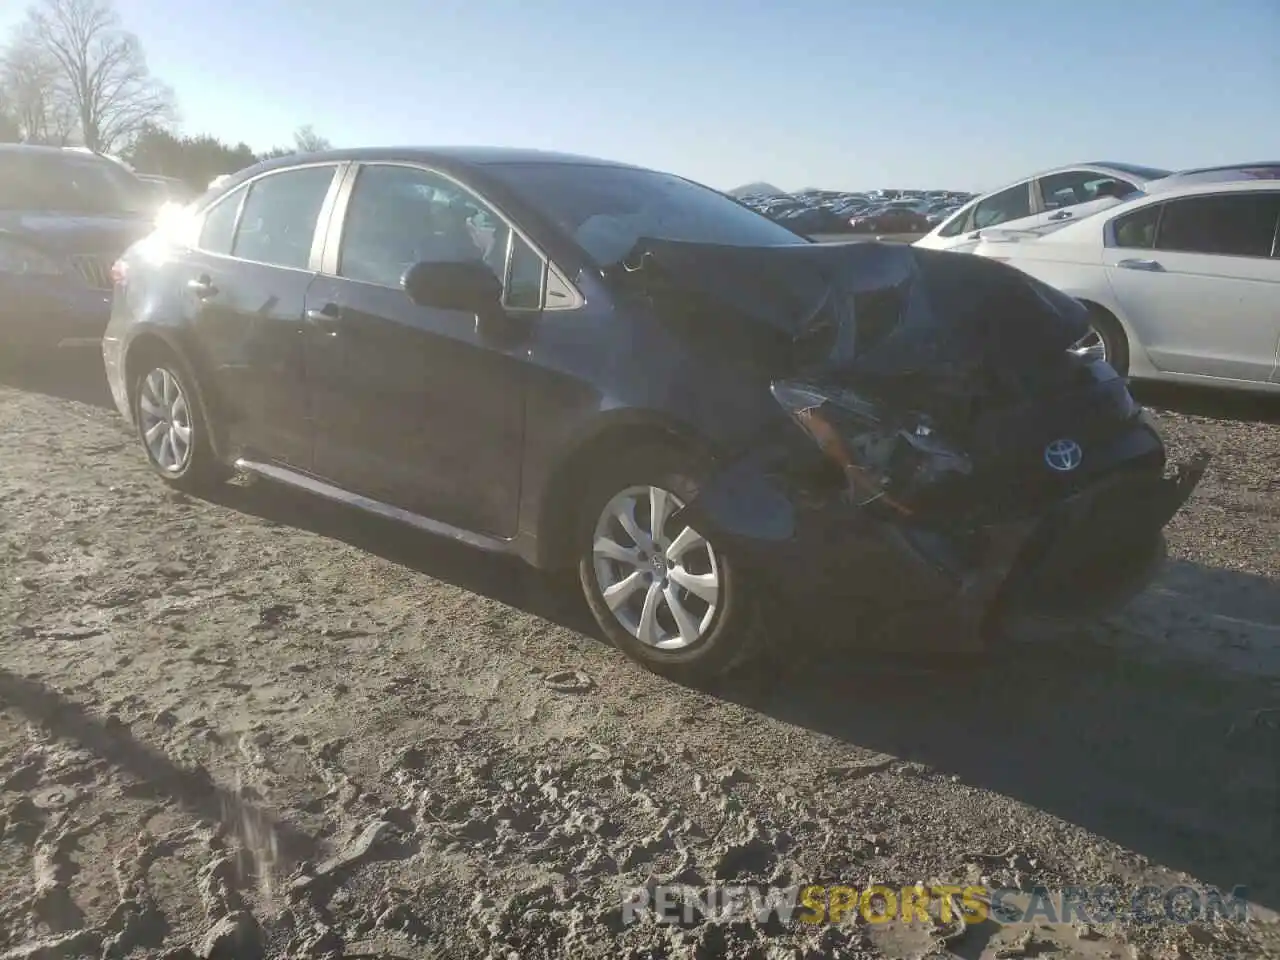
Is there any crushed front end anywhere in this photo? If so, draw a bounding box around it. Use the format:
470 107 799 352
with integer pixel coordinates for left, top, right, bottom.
634 238 1209 650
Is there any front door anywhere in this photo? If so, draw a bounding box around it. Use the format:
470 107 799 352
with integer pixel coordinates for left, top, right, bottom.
1104 191 1280 384
303 162 539 538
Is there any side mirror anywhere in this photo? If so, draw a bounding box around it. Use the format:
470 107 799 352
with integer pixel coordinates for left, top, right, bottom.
402 260 502 314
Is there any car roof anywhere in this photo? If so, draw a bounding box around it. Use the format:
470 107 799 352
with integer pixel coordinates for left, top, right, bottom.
976 161 1166 191
252 145 643 175
1003 177 1280 246
1104 177 1277 204
1145 162 1280 193
0 143 109 159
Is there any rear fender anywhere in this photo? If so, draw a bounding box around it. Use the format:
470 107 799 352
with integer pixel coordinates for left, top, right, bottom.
122 324 230 460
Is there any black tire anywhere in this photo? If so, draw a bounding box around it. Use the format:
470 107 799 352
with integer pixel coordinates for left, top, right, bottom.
1087 306 1130 377
576 444 765 682
130 346 230 492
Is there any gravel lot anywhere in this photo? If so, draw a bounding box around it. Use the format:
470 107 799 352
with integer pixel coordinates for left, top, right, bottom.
1 351 1277 960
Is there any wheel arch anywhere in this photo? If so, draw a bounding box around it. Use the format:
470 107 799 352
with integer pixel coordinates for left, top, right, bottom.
531 411 722 571
122 327 230 460
1072 296 1143 373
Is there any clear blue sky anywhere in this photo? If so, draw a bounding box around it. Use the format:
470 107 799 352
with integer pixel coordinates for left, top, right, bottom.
5 0 1278 192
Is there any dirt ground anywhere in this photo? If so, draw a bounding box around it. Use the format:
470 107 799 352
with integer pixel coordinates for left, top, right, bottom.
1 351 1277 960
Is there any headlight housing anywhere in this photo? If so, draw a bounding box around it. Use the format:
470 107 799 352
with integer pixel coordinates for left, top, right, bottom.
0 236 64 277
771 379 973 515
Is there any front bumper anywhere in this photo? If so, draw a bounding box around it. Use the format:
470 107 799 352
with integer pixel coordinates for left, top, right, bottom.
0 275 112 350
676 449 1209 652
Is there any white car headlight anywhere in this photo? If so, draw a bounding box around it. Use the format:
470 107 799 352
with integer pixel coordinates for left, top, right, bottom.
0 237 65 277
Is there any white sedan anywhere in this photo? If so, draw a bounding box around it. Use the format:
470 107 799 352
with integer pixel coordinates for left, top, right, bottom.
913 161 1171 254
970 179 1280 394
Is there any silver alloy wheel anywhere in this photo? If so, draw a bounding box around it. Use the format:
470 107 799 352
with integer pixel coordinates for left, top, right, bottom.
1070 326 1107 363
138 367 193 474
591 485 721 651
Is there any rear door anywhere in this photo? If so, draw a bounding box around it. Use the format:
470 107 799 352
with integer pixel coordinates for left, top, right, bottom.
1103 190 1280 383
183 163 344 467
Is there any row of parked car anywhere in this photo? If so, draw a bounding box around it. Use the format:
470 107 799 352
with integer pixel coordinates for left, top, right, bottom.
737 186 974 236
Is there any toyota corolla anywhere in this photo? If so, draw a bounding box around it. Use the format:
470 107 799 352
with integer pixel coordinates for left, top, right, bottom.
102 148 1207 682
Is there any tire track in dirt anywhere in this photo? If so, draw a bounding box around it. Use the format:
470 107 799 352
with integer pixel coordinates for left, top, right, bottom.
1 375 1278 958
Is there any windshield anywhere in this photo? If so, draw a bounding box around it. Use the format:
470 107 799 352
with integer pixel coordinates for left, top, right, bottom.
0 153 152 215
486 162 811 265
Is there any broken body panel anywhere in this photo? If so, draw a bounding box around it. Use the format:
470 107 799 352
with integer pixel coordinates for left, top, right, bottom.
616 239 1208 649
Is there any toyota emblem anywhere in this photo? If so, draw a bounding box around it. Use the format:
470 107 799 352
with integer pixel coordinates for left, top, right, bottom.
1044 438 1084 472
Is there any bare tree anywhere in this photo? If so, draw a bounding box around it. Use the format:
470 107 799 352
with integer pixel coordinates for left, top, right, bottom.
292 124 331 153
17 0 174 152
0 34 75 143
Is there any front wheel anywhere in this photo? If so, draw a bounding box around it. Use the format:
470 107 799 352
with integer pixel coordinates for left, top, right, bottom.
577 446 765 682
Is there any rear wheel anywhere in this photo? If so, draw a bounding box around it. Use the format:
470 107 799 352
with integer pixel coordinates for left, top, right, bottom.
577 446 765 682
131 350 229 492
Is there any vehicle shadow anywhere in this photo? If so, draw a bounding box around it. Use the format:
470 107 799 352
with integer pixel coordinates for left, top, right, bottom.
0 667 319 871
0 348 115 410
203 479 1280 914
204 477 602 639
730 576 1280 912
1133 381 1280 425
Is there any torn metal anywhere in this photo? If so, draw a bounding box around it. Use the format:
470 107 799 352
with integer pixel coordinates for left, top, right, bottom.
622 238 1209 646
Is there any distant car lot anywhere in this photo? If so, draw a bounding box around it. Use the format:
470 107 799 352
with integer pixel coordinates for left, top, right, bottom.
733 183 974 238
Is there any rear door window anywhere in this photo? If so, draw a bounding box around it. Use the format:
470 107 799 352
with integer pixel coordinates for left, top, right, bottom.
198 188 245 255
231 165 337 269
1154 193 1280 258
970 183 1032 229
1037 171 1099 209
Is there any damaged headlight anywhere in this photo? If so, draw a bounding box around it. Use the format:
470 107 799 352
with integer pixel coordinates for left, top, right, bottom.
771 379 973 515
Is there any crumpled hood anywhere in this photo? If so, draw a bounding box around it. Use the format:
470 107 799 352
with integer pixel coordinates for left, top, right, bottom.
616 237 1090 378
0 210 155 256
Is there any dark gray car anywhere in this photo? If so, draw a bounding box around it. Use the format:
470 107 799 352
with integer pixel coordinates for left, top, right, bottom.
102 147 1206 682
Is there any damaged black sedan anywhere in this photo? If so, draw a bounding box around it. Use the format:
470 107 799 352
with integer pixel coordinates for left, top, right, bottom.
103 148 1206 682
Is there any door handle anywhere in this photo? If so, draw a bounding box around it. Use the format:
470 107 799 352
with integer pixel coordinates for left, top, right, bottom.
1116 258 1163 271
305 304 341 334
187 276 217 298
1048 210 1073 221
